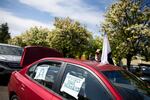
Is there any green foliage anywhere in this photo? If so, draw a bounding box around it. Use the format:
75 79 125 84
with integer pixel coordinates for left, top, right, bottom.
89 36 103 53
9 27 50 47
0 23 11 43
102 0 150 66
47 17 93 57
138 36 150 61
9 17 99 58
8 36 26 47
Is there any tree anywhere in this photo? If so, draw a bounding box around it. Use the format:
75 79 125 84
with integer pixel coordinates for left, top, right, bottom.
0 23 11 43
8 36 26 47
89 36 103 54
102 0 150 68
47 17 92 57
9 27 50 47
138 35 150 61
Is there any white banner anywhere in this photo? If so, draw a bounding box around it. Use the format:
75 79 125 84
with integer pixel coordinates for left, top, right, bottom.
34 66 49 80
60 73 85 99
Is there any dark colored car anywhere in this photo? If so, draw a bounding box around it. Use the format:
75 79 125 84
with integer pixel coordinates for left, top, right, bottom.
129 65 140 74
8 47 150 100
139 64 150 84
129 64 150 85
0 43 23 75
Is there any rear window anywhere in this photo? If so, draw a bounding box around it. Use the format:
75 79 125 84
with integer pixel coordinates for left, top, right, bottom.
102 70 150 100
0 45 23 56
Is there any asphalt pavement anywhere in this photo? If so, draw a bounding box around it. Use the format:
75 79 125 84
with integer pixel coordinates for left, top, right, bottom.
0 75 10 100
0 86 9 100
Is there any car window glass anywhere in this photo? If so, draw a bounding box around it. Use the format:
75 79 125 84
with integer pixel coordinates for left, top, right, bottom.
0 45 23 56
27 64 37 77
27 61 62 90
102 71 150 100
59 64 112 100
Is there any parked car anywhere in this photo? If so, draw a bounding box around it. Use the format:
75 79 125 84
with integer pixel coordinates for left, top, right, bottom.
0 43 23 75
129 65 140 75
8 47 150 100
139 64 150 84
129 64 150 85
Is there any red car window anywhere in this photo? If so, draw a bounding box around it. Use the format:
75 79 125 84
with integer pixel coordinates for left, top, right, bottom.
27 61 62 90
59 64 112 100
102 70 150 100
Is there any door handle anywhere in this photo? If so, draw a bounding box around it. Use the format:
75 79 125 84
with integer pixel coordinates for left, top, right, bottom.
20 84 25 91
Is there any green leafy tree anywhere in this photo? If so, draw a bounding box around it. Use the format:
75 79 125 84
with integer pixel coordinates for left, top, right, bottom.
9 27 50 47
9 17 101 58
138 35 150 61
88 36 103 54
8 36 25 47
47 17 92 57
0 23 11 43
102 0 150 67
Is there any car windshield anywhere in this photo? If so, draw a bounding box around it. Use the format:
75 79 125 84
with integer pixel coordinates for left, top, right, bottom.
102 70 150 100
0 45 23 56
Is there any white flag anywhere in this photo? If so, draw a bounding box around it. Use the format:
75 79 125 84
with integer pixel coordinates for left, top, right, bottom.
101 33 114 65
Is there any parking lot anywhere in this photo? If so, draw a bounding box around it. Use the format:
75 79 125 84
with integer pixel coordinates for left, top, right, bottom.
0 86 9 100
0 75 10 100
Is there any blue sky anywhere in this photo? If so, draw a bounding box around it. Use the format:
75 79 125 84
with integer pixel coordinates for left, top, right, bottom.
0 0 115 36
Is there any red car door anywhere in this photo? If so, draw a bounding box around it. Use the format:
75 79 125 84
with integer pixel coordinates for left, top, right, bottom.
23 60 64 100
23 78 53 100
13 71 53 100
11 72 28 100
10 46 64 100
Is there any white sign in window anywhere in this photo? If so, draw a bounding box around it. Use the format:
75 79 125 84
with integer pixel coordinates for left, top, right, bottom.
60 73 85 99
34 66 49 80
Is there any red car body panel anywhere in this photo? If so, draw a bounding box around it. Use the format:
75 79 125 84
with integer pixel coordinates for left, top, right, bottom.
9 70 63 100
8 47 123 100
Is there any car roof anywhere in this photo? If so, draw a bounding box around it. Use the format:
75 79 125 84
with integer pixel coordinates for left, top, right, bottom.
42 57 123 72
0 43 22 48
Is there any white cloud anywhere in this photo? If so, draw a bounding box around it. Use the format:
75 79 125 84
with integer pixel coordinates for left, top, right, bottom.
19 0 105 27
0 9 52 37
0 0 106 36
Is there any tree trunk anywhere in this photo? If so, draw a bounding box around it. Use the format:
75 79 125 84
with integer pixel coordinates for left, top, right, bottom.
116 57 122 66
126 55 132 70
118 59 122 66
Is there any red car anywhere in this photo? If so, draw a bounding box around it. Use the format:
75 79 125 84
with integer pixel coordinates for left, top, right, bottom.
8 47 150 100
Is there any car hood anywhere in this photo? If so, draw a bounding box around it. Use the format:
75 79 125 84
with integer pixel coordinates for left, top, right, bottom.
0 54 21 62
20 46 63 68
